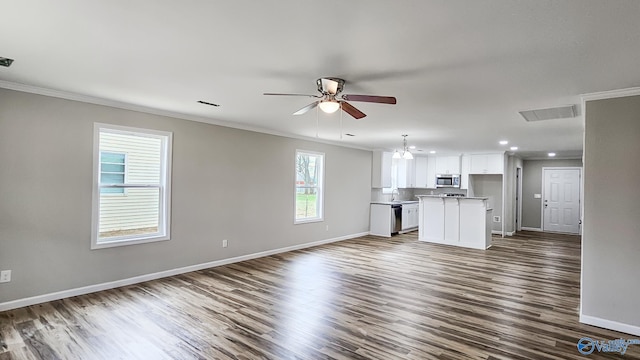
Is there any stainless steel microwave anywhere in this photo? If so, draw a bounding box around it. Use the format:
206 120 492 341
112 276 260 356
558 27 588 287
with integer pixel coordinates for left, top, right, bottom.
436 174 460 188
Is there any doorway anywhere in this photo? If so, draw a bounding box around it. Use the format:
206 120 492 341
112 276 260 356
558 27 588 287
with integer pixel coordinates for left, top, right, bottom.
542 168 581 234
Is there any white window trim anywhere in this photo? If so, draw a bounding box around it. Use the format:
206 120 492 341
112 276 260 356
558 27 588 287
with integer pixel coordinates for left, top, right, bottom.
91 123 173 249
294 149 324 224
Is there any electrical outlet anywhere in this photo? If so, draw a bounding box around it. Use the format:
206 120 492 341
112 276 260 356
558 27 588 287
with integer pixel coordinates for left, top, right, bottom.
326 225 329 231
0 270 11 283
493 216 501 223
222 239 228 248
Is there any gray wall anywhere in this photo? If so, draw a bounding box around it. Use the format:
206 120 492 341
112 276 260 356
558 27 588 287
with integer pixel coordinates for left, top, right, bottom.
504 155 523 234
582 95 640 328
521 159 583 229
469 174 502 231
0 88 372 304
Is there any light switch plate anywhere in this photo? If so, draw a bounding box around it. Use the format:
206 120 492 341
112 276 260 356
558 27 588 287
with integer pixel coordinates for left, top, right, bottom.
534 193 542 199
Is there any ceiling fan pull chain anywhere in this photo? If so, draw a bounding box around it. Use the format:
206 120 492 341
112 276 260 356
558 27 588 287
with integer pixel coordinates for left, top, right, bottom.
340 102 343 140
316 104 319 138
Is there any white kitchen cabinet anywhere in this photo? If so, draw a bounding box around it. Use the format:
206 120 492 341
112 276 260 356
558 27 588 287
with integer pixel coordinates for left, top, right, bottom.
426 156 437 188
397 158 415 188
459 200 493 249
414 156 429 188
460 154 470 190
419 197 444 241
435 155 461 175
401 203 419 231
372 151 392 188
370 204 392 237
443 198 460 243
469 153 504 174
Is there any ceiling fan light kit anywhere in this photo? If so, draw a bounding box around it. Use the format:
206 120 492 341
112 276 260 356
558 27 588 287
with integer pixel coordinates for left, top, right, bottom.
318 99 340 114
264 77 396 120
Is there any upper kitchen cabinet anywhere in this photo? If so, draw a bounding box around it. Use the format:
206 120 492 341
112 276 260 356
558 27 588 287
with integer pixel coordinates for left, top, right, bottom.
426 156 437 188
469 153 505 174
435 155 461 175
460 154 470 190
397 158 415 188
414 156 429 188
372 150 392 188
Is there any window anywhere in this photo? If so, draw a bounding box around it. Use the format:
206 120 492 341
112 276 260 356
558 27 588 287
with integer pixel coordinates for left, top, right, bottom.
295 150 324 223
100 152 126 194
91 123 172 249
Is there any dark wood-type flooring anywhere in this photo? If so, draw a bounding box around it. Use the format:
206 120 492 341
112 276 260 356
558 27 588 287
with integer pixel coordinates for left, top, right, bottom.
1 231 639 359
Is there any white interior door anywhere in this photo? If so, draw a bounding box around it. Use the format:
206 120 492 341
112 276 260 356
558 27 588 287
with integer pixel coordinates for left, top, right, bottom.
543 168 581 234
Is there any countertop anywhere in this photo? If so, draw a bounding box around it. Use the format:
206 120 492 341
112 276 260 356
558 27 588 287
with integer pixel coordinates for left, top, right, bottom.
415 195 489 200
371 200 419 205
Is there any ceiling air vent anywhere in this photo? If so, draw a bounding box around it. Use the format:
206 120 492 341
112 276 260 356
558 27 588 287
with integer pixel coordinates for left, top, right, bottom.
519 105 576 122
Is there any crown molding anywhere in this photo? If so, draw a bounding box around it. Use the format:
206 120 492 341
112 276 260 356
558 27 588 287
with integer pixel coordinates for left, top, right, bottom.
581 87 640 102
0 80 372 152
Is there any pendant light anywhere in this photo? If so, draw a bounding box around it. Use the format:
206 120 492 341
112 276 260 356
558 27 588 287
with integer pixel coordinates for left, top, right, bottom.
400 134 413 159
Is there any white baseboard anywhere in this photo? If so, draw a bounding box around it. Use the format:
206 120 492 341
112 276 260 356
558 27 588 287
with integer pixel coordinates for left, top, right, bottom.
521 227 543 232
580 314 640 337
0 232 368 312
369 231 391 237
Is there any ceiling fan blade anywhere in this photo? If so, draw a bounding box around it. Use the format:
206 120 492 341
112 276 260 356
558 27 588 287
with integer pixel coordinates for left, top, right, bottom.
293 101 319 115
341 101 366 119
264 93 321 98
341 94 397 104
321 78 340 95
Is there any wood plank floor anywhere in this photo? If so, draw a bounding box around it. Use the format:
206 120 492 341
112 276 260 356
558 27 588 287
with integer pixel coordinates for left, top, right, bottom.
1 231 639 359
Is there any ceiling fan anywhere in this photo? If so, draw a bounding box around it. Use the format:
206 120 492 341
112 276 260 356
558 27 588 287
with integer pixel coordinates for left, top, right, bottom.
264 77 396 119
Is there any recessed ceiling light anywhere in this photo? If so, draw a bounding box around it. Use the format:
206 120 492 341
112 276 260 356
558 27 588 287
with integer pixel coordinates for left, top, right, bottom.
409 145 416 149
499 140 508 145
510 146 518 151
197 100 220 107
548 152 556 157
0 57 14 67
429 150 436 154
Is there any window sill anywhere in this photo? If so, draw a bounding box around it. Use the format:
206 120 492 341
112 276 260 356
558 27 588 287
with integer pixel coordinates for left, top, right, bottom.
91 234 169 250
294 218 324 225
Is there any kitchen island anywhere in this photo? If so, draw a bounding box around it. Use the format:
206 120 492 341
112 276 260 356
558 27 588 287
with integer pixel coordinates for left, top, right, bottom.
416 195 492 249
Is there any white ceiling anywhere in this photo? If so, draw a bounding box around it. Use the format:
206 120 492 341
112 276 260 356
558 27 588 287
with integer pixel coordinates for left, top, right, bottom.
2 1 640 159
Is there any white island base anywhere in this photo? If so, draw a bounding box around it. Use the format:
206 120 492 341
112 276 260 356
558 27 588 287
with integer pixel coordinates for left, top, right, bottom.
417 196 492 250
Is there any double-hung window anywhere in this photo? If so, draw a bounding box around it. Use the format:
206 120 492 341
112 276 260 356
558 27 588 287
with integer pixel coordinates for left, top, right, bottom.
295 150 324 223
91 123 172 249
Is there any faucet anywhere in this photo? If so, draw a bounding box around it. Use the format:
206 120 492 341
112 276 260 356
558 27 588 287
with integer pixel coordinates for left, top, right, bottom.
391 188 400 201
